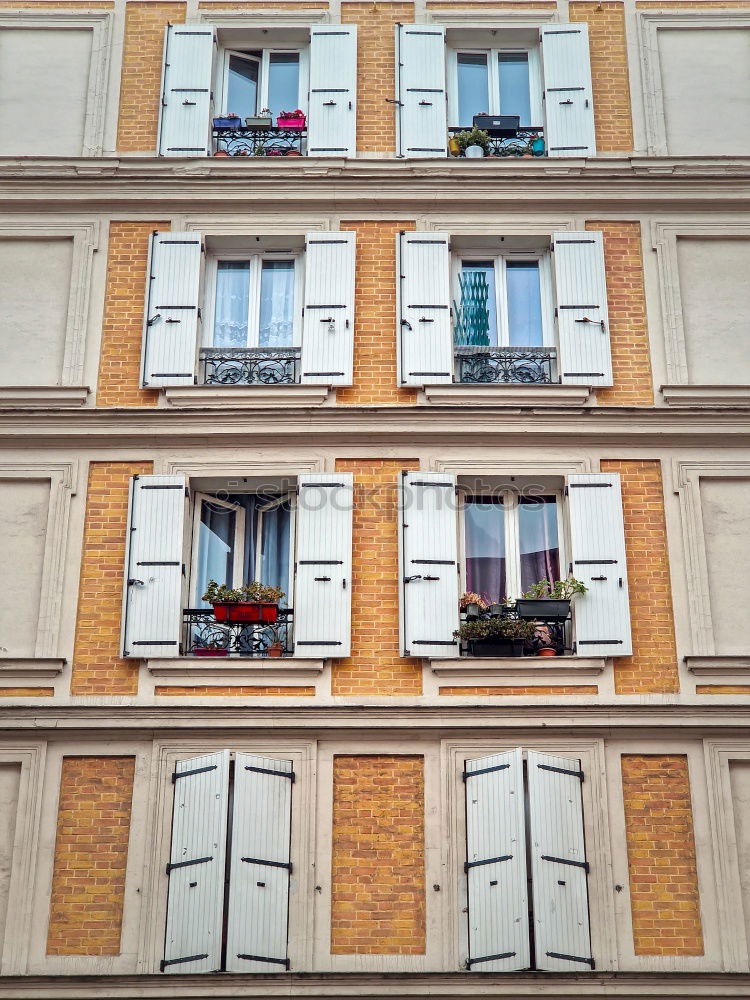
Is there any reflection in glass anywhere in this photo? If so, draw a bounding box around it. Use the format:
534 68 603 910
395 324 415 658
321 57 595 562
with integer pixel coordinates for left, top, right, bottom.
506 261 543 347
457 52 489 126
498 52 531 125
464 497 506 604
518 495 560 593
267 53 300 121
227 54 259 117
457 261 497 346
196 502 236 606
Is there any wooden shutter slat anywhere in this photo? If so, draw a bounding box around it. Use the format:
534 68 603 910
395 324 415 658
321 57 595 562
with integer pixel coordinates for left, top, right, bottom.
396 25 448 157
158 25 215 157
300 233 355 386
398 232 453 387
540 24 596 158
308 27 357 157
553 231 612 387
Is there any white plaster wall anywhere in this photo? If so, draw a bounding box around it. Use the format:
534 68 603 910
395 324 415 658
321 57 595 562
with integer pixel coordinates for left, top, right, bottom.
730 760 750 956
0 763 20 963
700 477 750 655
0 480 50 657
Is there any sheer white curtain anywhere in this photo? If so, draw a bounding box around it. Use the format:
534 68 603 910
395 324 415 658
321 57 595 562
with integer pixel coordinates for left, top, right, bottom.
213 261 250 347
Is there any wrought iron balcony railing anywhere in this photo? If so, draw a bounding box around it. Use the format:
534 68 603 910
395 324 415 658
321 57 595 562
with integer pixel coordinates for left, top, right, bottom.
183 607 294 657
212 126 306 157
448 126 545 158
199 347 301 386
455 345 558 385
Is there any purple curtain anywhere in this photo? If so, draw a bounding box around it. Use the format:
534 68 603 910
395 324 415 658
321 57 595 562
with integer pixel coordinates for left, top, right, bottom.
519 496 560 592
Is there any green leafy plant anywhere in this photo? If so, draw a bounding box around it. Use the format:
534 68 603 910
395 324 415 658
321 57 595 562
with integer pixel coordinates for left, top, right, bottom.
453 127 491 154
521 577 588 601
459 591 489 612
454 617 537 641
202 579 285 605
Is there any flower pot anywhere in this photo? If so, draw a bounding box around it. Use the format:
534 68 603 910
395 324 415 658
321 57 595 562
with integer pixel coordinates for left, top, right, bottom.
213 150 230 157
194 647 229 657
267 641 284 658
245 116 273 128
515 598 570 622
536 647 558 657
277 116 306 130
284 149 302 156
212 602 279 624
468 637 525 657
465 144 485 158
213 117 241 129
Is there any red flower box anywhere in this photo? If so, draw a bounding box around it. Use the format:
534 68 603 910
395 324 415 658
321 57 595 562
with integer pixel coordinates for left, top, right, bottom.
194 647 229 657
212 602 279 624
277 112 306 130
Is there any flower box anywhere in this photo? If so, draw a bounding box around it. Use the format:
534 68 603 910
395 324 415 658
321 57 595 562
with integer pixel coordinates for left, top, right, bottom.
212 601 279 624
468 637 526 658
515 598 570 622
277 114 306 130
245 116 273 128
194 647 229 657
213 116 241 129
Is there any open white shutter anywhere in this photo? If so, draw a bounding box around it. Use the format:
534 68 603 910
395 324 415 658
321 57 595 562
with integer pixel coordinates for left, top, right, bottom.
527 750 593 972
398 232 452 386
162 750 229 974
567 472 631 657
293 473 353 658
158 25 215 157
121 474 186 659
540 24 596 157
553 231 612 387
300 232 355 386
226 754 294 973
308 27 357 157
464 749 529 972
141 232 202 388
396 24 447 157
399 471 459 658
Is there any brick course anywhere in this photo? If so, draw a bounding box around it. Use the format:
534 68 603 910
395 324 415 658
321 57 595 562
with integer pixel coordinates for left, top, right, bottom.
155 685 315 695
697 685 750 695
0 688 53 696
439 685 598 695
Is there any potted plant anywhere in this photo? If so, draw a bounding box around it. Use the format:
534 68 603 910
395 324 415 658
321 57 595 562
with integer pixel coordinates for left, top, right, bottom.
202 580 285 624
245 108 273 128
454 616 537 658
277 108 306 130
453 126 490 158
459 592 489 618
515 577 587 622
213 112 241 129
267 639 284 658
194 639 229 658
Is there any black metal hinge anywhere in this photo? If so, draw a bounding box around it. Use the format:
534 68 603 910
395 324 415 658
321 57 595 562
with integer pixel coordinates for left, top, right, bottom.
466 952 516 967
546 951 595 968
463 762 510 781
538 763 584 781
244 764 295 782
172 763 218 782
541 854 589 872
236 954 290 969
464 854 512 872
241 857 293 873
165 855 213 874
160 953 209 972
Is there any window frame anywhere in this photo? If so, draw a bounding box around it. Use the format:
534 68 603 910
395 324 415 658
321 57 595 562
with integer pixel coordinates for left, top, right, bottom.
219 45 308 119
447 43 542 128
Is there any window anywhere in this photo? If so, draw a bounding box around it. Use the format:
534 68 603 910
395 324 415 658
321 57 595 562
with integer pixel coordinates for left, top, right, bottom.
222 49 303 123
451 47 541 128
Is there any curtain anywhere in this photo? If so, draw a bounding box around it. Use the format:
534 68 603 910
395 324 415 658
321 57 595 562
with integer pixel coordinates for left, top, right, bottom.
259 261 295 347
464 497 506 604
213 261 250 347
518 495 560 592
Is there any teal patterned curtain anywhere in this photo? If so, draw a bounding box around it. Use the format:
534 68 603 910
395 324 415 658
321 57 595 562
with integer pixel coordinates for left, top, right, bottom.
453 269 491 346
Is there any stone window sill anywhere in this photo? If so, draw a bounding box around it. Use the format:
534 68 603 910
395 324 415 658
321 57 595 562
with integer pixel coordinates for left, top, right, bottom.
661 384 750 407
0 386 89 408
144 656 325 683
0 657 66 678
163 384 333 409
420 384 591 407
685 655 750 676
429 655 607 679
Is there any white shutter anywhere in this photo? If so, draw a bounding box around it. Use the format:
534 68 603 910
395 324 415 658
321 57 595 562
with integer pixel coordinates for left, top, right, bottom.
398 232 453 386
308 27 357 157
399 471 459 658
567 472 632 657
158 24 215 157
553 231 612 387
464 749 529 972
527 750 593 973
396 24 447 157
141 232 202 388
293 473 353 658
540 24 596 157
226 754 294 973
162 750 229 974
300 232 355 386
121 474 186 659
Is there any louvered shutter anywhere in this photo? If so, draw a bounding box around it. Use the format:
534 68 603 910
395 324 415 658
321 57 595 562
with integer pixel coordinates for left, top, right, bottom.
293 473 353 658
464 749 529 972
300 232 355 386
553 231 612 387
121 474 186 659
399 471 459 657
527 750 593 972
308 27 357 157
540 24 596 158
141 232 202 388
162 750 229 974
396 24 447 157
158 25 215 157
567 472 631 656
226 754 294 973
398 232 453 386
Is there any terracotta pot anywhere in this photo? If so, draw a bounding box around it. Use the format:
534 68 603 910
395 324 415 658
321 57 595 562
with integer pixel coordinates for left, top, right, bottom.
536 647 557 657
268 641 284 658
213 150 230 157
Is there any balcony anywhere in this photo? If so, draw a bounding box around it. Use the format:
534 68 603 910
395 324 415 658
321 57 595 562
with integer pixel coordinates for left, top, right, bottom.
455 345 557 384
183 607 294 657
199 347 301 386
457 602 571 658
212 123 306 158
448 116 545 158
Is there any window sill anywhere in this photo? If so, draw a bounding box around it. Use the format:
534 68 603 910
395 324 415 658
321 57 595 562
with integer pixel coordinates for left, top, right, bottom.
420 383 591 407
685 655 750 676
0 657 66 678
163 384 333 408
430 655 607 678
0 386 89 408
145 656 326 681
661 384 750 407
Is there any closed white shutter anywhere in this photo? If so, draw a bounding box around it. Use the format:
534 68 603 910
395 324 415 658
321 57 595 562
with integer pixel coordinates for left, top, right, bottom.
158 25 215 157
567 472 632 657
308 27 357 157
540 24 596 157
293 473 353 658
162 750 229 974
399 471 459 658
141 232 202 388
527 750 593 973
300 232 355 386
464 749 529 972
396 24 447 157
226 754 294 973
121 474 186 659
553 231 612 387
398 232 453 386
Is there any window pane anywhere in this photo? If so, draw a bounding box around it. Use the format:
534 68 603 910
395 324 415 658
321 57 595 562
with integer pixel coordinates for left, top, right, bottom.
258 500 291 602
506 261 543 347
518 495 560 594
267 53 300 120
464 497 506 604
457 52 489 126
498 52 531 125
196 501 236 606
259 260 295 347
227 54 259 117
456 261 497 346
213 261 251 347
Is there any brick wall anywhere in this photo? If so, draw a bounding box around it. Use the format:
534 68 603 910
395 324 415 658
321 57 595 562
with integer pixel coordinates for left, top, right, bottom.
47 756 135 955
0 688 53 696
697 685 750 695
331 755 425 954
71 461 153 696
439 685 598 695
154 685 315 695
621 754 704 956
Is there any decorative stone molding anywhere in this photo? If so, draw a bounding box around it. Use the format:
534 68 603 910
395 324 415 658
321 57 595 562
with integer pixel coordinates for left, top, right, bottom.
430 655 607 679
164 385 333 409
0 387 89 409
421 384 591 407
661 385 750 408
0 658 65 680
685 656 750 678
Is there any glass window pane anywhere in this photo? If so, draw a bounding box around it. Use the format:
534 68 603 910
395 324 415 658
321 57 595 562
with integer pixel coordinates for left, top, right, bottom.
505 261 543 347
457 52 489 127
227 54 259 117
213 261 251 347
258 500 291 602
464 496 506 604
518 495 560 594
196 501 236 606
498 52 531 125
456 261 497 346
259 260 295 347
267 53 300 120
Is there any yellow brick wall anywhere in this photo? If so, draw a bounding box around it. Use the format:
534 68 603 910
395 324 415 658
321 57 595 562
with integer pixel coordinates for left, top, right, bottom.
71 462 153 696
0 688 54 696
601 459 679 695
439 685 598 695
333 459 422 696
621 754 704 956
697 685 750 695
47 756 135 955
331 755 425 954
155 685 315 695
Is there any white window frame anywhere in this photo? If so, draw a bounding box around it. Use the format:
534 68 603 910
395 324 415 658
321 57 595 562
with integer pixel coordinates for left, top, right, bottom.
219 45 309 118
447 43 542 127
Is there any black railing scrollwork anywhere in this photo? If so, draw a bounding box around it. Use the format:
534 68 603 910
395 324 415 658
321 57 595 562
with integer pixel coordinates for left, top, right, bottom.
212 127 306 157
455 345 558 384
183 608 294 657
199 347 301 386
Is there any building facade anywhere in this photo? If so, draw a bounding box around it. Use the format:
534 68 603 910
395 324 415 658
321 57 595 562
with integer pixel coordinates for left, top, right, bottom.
0 0 750 996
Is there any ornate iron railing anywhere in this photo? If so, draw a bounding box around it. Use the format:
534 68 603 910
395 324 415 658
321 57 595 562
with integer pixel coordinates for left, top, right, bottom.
183 608 294 657
199 347 301 386
448 126 545 158
212 126 306 157
458 604 570 657
455 345 558 384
